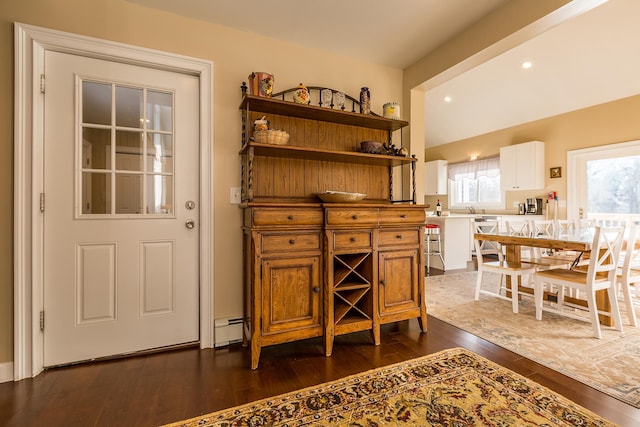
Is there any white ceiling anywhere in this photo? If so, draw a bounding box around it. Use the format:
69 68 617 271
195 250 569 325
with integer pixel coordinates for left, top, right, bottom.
425 0 640 147
128 0 640 148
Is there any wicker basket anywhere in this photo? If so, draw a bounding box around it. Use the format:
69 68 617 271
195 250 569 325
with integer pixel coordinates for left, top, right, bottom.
253 130 290 145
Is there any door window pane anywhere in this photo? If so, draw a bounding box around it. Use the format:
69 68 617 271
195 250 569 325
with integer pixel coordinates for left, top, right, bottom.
587 156 640 215
115 86 143 128
147 90 173 131
82 81 111 125
82 128 111 170
115 173 143 214
82 172 111 214
146 175 174 214
569 140 640 226
146 133 173 173
115 130 143 171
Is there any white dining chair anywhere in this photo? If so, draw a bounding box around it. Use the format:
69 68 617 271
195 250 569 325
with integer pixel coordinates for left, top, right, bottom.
506 219 572 272
504 220 536 261
472 219 504 289
531 219 556 236
533 226 625 338
471 219 503 259
553 219 582 259
617 223 639 327
530 219 576 267
473 235 537 314
555 219 575 234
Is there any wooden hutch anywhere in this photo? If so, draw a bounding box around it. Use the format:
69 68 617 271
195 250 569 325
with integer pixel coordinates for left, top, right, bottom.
240 84 427 369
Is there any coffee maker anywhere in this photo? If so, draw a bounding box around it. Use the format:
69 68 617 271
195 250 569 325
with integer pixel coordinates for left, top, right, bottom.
525 198 543 215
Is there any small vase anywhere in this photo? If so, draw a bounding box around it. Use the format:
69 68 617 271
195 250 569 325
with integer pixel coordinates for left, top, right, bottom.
293 83 310 104
359 87 370 114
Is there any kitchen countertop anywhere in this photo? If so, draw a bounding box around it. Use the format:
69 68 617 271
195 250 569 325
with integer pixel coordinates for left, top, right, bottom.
427 213 534 219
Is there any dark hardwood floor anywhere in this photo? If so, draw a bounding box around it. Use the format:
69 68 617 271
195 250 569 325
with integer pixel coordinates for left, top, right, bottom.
1 268 639 426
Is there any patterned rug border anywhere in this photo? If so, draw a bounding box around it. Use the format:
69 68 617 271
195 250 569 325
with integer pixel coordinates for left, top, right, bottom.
163 347 614 427
425 271 640 409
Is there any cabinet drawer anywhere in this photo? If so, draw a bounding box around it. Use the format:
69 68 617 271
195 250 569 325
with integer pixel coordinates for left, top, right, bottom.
325 209 378 226
379 229 420 247
333 231 372 250
252 208 323 227
379 209 426 225
261 232 321 253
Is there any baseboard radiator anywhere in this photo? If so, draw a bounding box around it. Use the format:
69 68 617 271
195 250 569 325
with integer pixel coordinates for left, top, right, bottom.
214 317 244 347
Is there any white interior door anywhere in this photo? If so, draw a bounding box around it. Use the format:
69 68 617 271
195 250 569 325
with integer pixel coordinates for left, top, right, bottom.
43 50 200 366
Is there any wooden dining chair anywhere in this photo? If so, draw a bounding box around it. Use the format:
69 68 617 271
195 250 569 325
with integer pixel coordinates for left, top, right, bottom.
617 223 639 327
533 226 625 338
473 236 537 314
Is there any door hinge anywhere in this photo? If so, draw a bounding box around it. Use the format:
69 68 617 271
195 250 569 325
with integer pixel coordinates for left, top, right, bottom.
40 193 45 213
40 310 45 332
40 74 45 94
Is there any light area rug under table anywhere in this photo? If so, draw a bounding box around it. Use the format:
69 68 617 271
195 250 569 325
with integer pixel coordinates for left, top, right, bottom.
426 271 640 408
164 347 614 427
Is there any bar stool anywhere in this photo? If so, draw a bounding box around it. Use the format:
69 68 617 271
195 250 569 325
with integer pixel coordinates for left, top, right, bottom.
425 224 445 274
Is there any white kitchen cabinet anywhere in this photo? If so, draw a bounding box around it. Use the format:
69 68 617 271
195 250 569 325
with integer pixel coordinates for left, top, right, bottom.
500 141 545 191
425 160 448 195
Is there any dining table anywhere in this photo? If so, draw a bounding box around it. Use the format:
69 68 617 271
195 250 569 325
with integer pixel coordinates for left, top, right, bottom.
473 227 615 326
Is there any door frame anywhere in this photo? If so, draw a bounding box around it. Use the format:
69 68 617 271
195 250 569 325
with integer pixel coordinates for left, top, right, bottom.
14 23 214 380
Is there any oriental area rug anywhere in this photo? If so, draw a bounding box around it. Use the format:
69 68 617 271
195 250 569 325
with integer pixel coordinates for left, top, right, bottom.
425 271 640 409
164 347 614 427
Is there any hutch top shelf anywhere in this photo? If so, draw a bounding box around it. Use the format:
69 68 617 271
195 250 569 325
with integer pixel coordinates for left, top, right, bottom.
239 94 409 132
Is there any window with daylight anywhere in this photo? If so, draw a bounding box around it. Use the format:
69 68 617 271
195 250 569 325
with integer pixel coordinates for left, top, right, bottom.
568 139 640 225
448 157 503 209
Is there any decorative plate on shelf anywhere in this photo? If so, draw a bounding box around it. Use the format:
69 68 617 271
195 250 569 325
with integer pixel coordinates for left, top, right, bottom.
315 191 367 203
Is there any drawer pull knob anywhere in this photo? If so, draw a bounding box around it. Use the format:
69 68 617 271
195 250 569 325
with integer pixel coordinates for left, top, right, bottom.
400 214 407 219
287 215 294 220
350 237 357 242
313 287 320 293
380 280 386 286
396 234 402 239
289 239 295 245
352 215 359 220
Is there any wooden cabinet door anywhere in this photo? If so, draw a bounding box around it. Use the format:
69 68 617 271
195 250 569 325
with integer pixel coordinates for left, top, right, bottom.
378 249 420 318
261 255 322 336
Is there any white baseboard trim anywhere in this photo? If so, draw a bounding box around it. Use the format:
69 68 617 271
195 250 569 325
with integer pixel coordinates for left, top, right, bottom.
0 361 14 383
214 317 243 348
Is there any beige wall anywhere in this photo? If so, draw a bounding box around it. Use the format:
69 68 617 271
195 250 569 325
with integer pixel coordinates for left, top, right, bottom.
0 0 598 367
425 94 640 217
0 0 403 365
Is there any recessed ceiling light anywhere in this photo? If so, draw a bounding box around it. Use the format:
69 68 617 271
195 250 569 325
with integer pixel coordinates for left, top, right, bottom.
444 96 452 103
522 61 533 69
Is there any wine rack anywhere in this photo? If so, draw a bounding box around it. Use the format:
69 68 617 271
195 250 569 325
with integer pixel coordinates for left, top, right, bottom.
332 252 374 329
